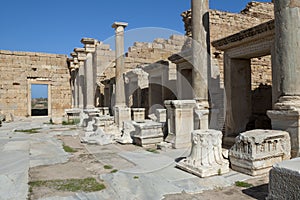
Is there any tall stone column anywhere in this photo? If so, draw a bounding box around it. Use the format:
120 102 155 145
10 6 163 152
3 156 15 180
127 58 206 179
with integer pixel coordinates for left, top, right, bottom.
267 0 300 157
70 52 79 108
112 22 127 106
191 0 210 129
68 59 76 108
112 22 131 128
81 38 97 109
74 48 87 109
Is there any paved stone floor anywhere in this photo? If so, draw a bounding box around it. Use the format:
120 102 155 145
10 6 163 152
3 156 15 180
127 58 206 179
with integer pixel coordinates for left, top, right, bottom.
0 117 269 200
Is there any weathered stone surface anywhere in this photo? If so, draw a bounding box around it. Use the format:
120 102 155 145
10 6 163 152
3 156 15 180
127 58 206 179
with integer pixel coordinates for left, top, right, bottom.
229 129 291 176
177 129 229 178
131 108 145 122
165 100 196 149
267 158 300 200
114 106 131 129
131 120 164 146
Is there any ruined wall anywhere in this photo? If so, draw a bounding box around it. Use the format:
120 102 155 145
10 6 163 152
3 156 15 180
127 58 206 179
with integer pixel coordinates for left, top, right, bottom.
0 50 70 122
97 34 186 81
182 1 274 88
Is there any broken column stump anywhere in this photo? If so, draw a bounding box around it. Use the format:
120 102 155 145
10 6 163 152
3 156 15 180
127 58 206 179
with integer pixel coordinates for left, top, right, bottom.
177 129 229 177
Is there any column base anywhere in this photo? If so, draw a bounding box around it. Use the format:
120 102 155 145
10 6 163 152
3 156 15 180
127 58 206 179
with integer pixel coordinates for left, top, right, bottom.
267 96 300 158
176 129 229 178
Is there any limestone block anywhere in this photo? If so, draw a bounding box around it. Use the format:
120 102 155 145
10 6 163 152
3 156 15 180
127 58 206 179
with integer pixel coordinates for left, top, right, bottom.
114 106 131 129
155 109 166 123
177 129 229 178
229 129 291 176
131 108 145 122
267 158 300 200
131 120 164 146
165 100 196 149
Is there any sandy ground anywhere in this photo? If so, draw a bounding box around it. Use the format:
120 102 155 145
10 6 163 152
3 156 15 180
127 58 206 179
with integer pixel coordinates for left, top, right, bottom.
28 133 269 200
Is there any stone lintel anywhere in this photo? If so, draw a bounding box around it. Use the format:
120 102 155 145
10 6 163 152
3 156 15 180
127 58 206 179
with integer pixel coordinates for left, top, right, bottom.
112 22 128 29
168 48 192 64
74 48 85 53
164 100 196 109
81 38 97 53
212 19 275 51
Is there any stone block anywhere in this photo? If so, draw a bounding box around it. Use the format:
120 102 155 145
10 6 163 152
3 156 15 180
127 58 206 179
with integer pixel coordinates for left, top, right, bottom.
114 106 131 129
131 120 164 146
131 108 145 122
155 109 166 123
267 158 300 200
177 129 229 178
229 129 291 176
165 100 196 149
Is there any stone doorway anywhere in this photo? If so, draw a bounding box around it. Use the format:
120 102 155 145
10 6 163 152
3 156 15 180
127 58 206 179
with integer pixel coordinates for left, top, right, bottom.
28 79 51 117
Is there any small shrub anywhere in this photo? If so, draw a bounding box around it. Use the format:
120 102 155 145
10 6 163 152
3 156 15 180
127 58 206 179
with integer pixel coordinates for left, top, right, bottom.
63 144 77 153
133 176 139 179
14 128 41 134
235 181 253 188
110 169 118 173
146 148 159 154
103 165 113 170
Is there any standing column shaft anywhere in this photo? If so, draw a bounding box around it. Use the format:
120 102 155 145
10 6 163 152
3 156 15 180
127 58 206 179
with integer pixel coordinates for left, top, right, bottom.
274 0 300 95
191 0 210 102
74 67 79 108
112 22 128 106
81 38 97 109
74 48 87 109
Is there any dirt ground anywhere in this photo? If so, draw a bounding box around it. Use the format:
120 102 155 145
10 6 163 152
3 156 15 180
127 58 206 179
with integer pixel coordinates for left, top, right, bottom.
28 134 269 200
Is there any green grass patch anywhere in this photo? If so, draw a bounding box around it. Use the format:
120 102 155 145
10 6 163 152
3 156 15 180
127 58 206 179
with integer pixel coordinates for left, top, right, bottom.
110 169 118 173
62 119 80 125
14 128 41 134
63 144 77 153
29 177 105 192
235 181 253 188
103 165 113 169
133 176 139 179
146 148 159 154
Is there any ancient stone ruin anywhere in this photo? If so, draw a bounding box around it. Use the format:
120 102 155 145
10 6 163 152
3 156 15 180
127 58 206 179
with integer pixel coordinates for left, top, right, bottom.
1 0 300 199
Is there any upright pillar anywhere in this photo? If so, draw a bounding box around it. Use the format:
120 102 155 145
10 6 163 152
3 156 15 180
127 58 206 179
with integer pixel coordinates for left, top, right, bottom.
81 38 97 109
112 22 131 129
70 52 79 108
191 0 210 129
68 58 76 108
74 48 86 109
267 0 300 157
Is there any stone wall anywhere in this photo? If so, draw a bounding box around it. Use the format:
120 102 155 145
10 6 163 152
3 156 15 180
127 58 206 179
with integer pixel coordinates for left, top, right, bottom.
98 35 186 81
0 50 70 122
182 1 274 88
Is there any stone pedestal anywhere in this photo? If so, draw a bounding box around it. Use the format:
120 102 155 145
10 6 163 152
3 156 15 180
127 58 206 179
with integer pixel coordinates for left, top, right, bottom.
65 108 81 122
229 129 291 176
177 129 229 178
114 106 131 129
131 120 164 146
267 158 300 200
131 108 145 122
267 96 300 158
165 100 196 149
155 109 167 123
194 101 209 130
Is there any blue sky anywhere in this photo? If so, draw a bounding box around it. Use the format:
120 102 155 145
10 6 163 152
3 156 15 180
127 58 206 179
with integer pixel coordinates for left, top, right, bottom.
0 0 271 55
31 84 48 98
